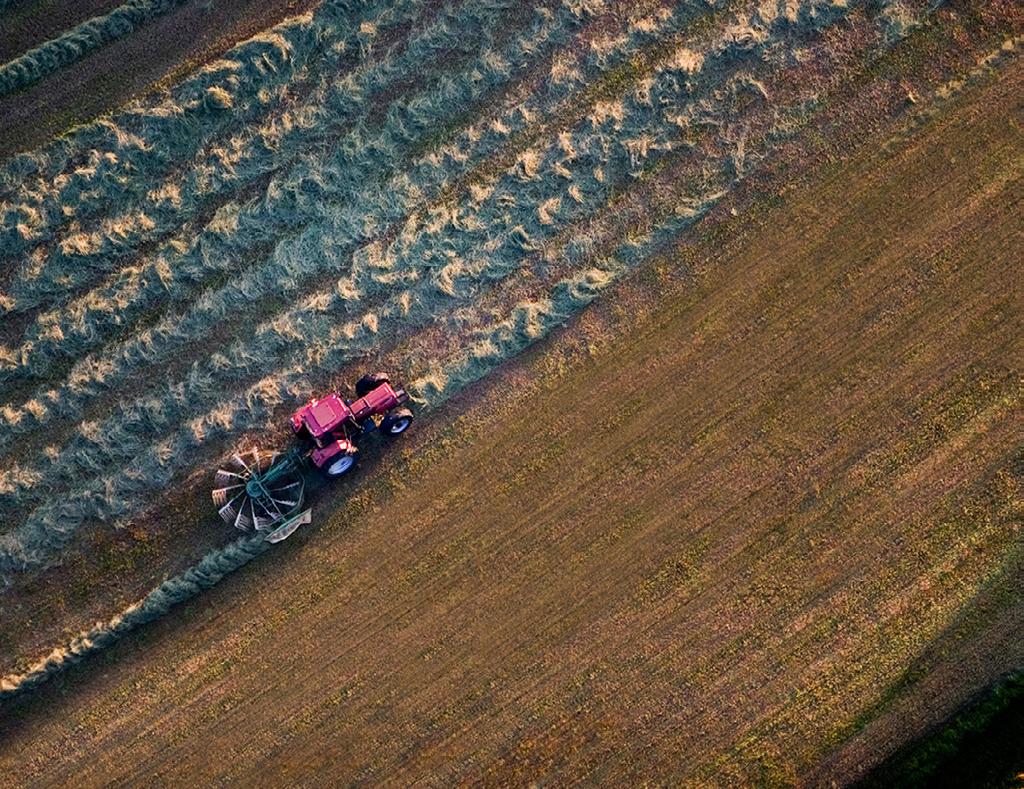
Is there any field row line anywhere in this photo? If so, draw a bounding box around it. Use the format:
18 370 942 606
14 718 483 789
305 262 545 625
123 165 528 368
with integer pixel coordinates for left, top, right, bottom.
0 0 192 98
0 531 271 699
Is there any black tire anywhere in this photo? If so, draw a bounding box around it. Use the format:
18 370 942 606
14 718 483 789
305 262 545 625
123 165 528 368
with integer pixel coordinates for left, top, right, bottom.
381 407 413 437
320 450 358 478
355 372 390 397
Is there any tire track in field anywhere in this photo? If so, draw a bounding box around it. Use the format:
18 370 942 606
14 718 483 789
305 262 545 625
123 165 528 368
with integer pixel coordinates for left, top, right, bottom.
0 0 866 579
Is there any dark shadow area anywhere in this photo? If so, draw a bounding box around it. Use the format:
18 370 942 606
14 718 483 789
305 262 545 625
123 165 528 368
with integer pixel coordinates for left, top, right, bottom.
856 516 1024 789
858 669 1024 789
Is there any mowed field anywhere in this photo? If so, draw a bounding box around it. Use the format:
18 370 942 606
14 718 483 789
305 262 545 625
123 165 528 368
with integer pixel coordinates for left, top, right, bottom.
0 0 1022 783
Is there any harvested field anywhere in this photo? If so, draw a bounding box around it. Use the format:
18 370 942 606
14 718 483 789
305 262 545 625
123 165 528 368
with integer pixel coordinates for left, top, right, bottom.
0 0 1021 783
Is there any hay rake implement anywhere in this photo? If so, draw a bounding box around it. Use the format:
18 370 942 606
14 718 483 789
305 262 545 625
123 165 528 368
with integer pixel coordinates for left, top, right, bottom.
212 373 413 543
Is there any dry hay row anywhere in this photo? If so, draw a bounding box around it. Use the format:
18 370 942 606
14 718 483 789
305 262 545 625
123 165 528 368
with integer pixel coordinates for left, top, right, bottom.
0 7 333 244
0 0 770 510
0 0 871 581
1 0 522 323
0 0 436 309
0 0 684 454
0 0 190 97
0 0 466 311
0 0 417 206
0 0 587 387
0 531 270 700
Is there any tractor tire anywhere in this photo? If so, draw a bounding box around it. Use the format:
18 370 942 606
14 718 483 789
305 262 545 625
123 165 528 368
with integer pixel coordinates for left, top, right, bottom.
321 450 358 478
355 372 390 397
381 407 413 436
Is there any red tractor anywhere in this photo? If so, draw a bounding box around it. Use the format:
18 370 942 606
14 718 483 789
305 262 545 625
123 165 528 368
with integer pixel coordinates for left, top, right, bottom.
212 373 413 542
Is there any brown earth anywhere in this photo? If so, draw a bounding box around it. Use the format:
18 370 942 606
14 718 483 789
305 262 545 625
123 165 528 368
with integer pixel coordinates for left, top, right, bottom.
0 0 125 63
0 38 1020 786
0 0 317 158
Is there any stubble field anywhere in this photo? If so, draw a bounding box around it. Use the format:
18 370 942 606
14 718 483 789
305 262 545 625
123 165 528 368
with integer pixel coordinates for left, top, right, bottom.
0 0 1020 783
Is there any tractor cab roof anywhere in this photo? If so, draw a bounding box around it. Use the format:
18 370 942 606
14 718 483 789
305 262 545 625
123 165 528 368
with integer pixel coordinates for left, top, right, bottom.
299 394 351 437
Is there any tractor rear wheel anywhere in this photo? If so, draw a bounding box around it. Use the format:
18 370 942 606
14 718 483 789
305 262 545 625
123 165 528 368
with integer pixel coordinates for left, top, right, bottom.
381 407 413 436
355 372 390 397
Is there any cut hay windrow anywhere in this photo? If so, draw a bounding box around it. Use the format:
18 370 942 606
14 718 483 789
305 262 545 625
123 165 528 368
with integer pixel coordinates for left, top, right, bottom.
0 0 190 98
0 0 446 280
0 0 847 505
0 12 321 262
0 0 548 346
0 532 270 701
0 0 641 402
0 0 725 467
0 0 408 290
0 0 860 579
0 0 710 437
0 1 466 308
0 0 412 201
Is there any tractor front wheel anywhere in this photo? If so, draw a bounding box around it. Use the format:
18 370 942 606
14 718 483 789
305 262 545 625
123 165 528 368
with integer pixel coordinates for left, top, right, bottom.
381 407 413 436
322 451 357 478
355 372 390 397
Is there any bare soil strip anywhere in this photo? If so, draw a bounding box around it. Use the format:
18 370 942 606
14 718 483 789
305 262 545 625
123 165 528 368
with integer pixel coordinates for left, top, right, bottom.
0 0 316 157
0 0 124 63
0 45 1019 786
